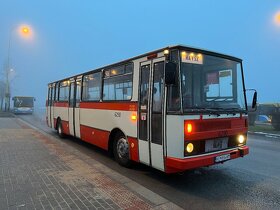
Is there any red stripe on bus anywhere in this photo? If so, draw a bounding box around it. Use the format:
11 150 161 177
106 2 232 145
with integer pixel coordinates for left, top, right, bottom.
80 125 109 150
53 118 57 129
184 118 248 141
80 102 138 111
127 137 139 162
165 146 249 173
54 102 69 107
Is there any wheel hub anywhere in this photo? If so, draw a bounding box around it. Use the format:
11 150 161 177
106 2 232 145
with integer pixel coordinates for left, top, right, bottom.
117 138 128 158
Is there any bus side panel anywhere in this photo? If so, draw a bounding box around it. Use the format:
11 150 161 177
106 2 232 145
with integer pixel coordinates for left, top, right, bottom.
79 103 137 138
80 125 109 150
79 102 137 153
166 115 189 159
127 137 139 162
54 102 69 133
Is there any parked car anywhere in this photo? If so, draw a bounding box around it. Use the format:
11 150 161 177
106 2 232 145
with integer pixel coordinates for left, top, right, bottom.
257 115 271 123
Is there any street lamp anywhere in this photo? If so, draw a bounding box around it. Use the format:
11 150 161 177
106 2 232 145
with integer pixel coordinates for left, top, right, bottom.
274 11 280 26
4 25 32 111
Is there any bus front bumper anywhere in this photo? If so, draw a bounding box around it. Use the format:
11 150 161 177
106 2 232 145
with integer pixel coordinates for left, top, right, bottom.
165 146 249 173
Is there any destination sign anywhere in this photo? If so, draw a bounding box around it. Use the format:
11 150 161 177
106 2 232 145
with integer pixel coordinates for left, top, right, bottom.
181 51 203 64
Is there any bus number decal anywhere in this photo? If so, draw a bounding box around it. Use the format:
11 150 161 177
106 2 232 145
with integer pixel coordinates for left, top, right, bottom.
115 112 121 117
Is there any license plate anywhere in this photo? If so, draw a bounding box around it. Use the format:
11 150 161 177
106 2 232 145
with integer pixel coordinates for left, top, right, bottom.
215 154 231 163
205 137 228 152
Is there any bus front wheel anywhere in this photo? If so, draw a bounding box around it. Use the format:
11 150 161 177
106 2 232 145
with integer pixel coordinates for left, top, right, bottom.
113 133 132 167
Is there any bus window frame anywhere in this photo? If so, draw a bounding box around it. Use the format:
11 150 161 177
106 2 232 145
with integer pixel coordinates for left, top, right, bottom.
166 49 183 115
101 62 134 102
58 80 70 102
81 71 102 102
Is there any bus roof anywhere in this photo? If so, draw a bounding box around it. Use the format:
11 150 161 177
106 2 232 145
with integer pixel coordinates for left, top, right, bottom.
48 44 242 85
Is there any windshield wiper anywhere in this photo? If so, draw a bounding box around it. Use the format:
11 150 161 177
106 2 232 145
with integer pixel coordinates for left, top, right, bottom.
212 107 245 115
186 107 245 116
186 107 222 116
209 97 230 102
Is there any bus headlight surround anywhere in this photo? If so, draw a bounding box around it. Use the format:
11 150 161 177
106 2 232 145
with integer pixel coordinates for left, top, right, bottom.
238 135 245 144
186 143 194 153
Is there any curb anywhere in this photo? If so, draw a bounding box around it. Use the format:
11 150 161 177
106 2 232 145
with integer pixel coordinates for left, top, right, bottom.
17 117 183 210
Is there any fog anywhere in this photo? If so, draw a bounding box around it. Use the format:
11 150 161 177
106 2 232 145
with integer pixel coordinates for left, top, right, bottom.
0 0 280 109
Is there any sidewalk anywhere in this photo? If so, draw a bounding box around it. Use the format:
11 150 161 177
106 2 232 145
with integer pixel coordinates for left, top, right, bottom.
0 117 182 210
0 111 14 118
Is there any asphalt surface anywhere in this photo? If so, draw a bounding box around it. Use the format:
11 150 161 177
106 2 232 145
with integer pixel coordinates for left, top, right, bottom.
17 112 280 210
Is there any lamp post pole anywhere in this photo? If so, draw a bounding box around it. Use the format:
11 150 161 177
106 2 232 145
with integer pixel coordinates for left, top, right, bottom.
4 30 12 111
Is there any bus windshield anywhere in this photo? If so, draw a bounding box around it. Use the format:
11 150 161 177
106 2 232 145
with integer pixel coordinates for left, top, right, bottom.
14 97 34 108
180 52 246 113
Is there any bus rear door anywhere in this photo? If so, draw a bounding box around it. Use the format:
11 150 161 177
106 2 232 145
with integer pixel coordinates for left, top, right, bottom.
48 84 55 128
68 78 81 138
69 80 75 136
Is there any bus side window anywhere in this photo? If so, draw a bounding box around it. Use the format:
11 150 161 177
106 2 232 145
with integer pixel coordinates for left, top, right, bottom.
59 81 70 101
69 82 75 107
76 80 81 104
103 64 133 101
82 72 101 101
55 83 59 102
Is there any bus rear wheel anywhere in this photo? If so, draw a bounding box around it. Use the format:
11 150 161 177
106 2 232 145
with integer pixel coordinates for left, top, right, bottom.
113 133 132 167
57 120 65 138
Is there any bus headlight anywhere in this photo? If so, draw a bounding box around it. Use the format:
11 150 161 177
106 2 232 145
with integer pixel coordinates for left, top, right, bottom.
238 135 245 144
186 143 194 153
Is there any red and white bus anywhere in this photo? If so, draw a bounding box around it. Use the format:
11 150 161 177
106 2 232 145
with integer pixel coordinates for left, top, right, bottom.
46 45 257 173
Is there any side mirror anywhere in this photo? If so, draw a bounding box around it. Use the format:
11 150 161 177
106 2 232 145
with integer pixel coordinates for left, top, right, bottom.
246 89 257 111
252 91 257 109
12 97 14 101
165 61 177 85
34 98 36 101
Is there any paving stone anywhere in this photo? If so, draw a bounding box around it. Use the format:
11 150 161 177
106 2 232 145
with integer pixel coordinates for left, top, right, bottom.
0 118 181 210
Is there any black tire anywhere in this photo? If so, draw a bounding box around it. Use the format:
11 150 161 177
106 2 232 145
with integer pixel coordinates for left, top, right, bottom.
113 133 132 167
57 120 65 138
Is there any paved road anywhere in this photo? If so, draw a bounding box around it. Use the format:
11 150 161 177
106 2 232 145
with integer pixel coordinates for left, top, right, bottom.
19 113 280 210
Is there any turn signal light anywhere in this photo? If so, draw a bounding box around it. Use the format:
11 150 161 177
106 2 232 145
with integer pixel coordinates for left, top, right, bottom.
131 113 137 121
185 123 193 134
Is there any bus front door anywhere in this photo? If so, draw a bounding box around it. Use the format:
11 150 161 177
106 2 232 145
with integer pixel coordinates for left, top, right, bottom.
139 58 165 171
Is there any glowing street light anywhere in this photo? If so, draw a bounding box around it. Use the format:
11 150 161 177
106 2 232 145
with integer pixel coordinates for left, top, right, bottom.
19 25 32 38
4 24 33 111
274 11 280 26
22 27 29 34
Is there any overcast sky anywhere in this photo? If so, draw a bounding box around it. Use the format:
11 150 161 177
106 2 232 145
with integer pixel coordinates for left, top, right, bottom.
0 0 280 107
